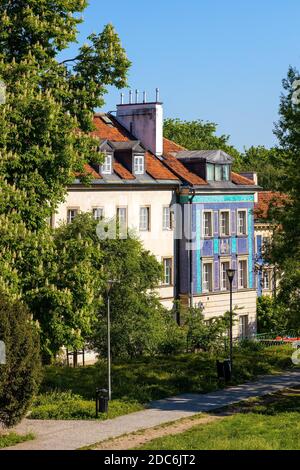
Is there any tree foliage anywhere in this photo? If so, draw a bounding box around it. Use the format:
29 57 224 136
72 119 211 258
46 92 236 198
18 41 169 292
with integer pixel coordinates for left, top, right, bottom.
267 66 300 329
0 3 131 359
164 118 241 168
257 296 287 334
0 293 41 428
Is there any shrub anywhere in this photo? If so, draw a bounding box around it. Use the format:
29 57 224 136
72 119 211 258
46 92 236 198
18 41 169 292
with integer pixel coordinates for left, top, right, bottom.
257 296 287 333
0 293 41 427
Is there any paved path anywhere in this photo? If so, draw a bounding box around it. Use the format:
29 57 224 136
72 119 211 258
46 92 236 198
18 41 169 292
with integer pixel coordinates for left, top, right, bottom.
4 369 300 450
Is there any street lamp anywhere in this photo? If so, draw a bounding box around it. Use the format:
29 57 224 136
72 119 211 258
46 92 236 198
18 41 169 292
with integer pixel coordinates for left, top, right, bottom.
106 279 118 401
226 268 236 376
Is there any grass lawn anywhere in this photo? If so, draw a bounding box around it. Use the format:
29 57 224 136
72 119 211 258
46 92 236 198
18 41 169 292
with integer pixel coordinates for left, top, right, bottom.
0 432 34 449
139 387 300 450
30 344 296 421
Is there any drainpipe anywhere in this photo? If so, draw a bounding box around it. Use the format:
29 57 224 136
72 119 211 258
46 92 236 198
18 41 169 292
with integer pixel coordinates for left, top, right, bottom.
188 188 196 308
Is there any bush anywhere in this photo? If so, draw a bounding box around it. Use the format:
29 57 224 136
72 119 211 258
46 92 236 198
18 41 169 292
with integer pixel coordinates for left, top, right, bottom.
0 293 41 427
30 391 142 420
257 296 287 333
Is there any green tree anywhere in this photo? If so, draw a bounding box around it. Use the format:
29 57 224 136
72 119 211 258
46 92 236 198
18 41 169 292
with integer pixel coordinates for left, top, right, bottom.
268 67 300 329
239 146 284 190
0 3 130 230
91 228 167 359
164 118 241 168
0 293 41 428
0 2 131 358
185 306 229 353
257 296 287 334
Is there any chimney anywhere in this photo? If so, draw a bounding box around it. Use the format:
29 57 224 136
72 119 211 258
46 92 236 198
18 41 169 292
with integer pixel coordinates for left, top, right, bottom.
116 89 163 156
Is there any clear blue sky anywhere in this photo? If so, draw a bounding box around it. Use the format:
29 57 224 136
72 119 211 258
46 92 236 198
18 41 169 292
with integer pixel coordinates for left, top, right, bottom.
60 0 300 150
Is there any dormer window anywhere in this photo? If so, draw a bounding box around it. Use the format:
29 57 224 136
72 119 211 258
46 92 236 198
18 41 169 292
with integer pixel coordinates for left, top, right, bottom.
207 163 230 182
102 154 112 174
133 154 144 175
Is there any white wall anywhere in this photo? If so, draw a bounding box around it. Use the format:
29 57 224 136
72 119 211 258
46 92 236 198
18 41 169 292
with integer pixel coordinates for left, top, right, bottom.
194 289 257 337
54 187 175 304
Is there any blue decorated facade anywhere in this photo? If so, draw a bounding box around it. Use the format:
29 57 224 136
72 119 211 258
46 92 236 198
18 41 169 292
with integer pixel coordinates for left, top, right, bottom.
179 194 256 297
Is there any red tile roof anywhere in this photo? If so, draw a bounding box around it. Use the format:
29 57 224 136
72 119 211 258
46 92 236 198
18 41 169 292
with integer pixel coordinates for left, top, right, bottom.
113 161 135 180
231 172 255 186
79 115 258 187
163 138 207 185
75 163 101 179
90 115 179 182
254 191 288 220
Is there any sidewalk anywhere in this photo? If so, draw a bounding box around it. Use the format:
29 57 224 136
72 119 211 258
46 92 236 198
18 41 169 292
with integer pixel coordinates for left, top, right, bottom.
4 369 300 450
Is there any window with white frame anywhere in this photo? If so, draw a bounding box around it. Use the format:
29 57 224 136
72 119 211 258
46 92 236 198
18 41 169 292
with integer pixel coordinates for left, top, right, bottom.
139 206 150 231
239 315 249 339
92 207 104 221
221 261 230 290
262 270 271 290
203 211 213 237
102 154 112 174
133 154 144 175
220 211 230 236
238 259 248 289
163 206 172 230
237 210 247 235
163 258 173 285
116 207 127 230
67 208 78 224
202 262 213 292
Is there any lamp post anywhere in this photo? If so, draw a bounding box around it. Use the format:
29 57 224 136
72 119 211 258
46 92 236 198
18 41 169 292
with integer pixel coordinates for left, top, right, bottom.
106 279 118 401
226 268 236 375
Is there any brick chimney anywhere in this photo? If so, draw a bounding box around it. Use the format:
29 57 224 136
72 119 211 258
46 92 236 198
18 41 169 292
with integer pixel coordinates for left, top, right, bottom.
116 89 163 156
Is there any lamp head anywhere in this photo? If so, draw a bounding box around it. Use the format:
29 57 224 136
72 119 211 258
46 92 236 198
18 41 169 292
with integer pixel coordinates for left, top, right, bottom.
226 268 236 283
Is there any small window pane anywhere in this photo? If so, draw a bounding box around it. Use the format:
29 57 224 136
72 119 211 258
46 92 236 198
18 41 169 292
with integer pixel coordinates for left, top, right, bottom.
139 207 150 231
220 211 230 236
67 209 78 224
237 210 247 235
222 165 230 181
93 208 104 221
203 263 213 292
239 315 249 339
215 165 222 181
163 207 172 230
221 262 230 290
117 207 127 231
102 154 112 174
207 164 214 181
163 259 172 285
238 260 248 289
203 212 212 237
134 155 144 174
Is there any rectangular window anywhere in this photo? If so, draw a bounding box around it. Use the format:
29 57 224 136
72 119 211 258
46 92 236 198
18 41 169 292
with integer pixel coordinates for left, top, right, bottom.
221 261 230 290
220 211 230 236
203 211 213 237
215 164 222 181
93 207 104 221
238 260 248 289
206 163 214 181
203 262 213 292
237 210 247 235
67 208 78 224
222 165 230 181
102 154 112 174
239 315 249 339
163 258 173 286
262 270 270 290
139 206 150 231
133 155 144 174
116 207 127 231
163 206 172 230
